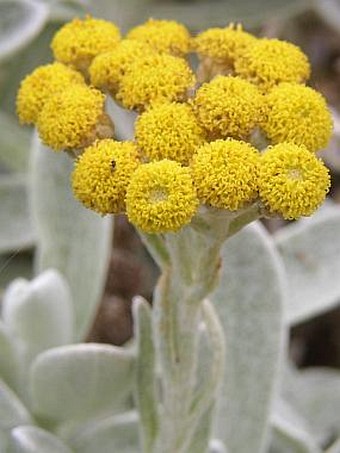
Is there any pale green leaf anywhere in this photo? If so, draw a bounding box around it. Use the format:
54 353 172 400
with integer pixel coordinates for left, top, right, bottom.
327 438 340 453
0 0 49 61
211 221 285 453
30 134 113 340
133 296 158 452
2 270 74 367
89 0 307 31
71 411 139 453
0 321 19 390
274 207 340 325
0 175 35 254
282 366 340 446
0 111 30 172
10 425 73 453
270 400 320 453
30 343 135 422
0 379 31 430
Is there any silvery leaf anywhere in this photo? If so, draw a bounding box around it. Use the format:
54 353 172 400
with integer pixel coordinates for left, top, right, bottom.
0 0 49 61
274 207 340 325
71 411 139 453
0 111 30 173
10 425 73 453
0 321 19 390
30 343 135 422
30 134 113 340
211 221 285 453
0 379 31 430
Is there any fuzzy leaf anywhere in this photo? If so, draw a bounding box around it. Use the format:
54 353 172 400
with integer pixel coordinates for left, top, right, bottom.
0 0 49 61
211 221 285 453
0 176 35 254
71 411 139 453
30 343 135 422
133 296 158 452
328 439 340 453
0 321 19 390
10 425 73 453
89 0 306 31
282 366 340 446
270 400 320 453
0 379 31 430
0 111 31 173
2 270 73 369
30 134 113 340
274 207 340 325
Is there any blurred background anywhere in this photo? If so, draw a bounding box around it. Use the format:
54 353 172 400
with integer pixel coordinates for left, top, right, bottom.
1 0 340 369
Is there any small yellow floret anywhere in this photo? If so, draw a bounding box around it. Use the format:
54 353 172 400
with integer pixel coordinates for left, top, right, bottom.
234 38 310 91
262 83 333 152
191 139 260 210
116 53 195 110
259 143 330 219
135 102 205 165
51 16 121 70
126 160 199 233
89 40 153 95
193 24 256 65
72 139 140 214
126 19 190 57
192 76 264 140
37 85 106 151
16 62 84 124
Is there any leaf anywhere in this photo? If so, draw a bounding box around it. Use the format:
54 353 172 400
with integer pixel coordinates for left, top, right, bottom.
71 411 140 453
132 296 158 452
274 207 340 325
270 400 320 453
211 221 285 453
30 343 135 423
30 134 113 340
10 425 73 453
0 0 49 62
0 379 31 430
282 366 340 446
89 0 307 31
0 175 35 254
0 111 31 173
2 270 74 368
0 320 19 390
327 439 340 453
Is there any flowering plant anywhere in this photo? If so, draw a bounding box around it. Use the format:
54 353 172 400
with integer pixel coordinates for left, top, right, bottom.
1 12 338 453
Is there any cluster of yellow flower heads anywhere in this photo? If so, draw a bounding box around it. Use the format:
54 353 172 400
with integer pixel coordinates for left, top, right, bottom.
16 16 333 233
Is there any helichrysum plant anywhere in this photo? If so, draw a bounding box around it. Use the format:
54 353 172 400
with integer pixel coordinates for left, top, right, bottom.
8 15 335 453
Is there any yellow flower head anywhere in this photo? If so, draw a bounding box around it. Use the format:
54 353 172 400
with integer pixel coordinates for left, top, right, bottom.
89 40 153 95
51 16 121 70
135 102 205 165
126 160 199 233
37 85 107 151
193 24 256 65
16 62 84 125
259 143 330 219
116 53 195 110
192 75 264 140
191 139 260 210
262 83 333 152
126 19 190 57
234 38 310 91
72 139 140 215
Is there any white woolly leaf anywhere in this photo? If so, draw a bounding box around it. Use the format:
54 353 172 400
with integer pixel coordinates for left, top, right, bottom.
30 134 113 340
30 343 135 422
211 221 285 453
10 425 73 453
0 379 31 430
0 0 49 61
0 321 19 390
274 207 340 325
71 411 140 453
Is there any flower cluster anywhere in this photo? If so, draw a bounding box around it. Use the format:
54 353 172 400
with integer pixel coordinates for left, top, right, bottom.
17 16 333 233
